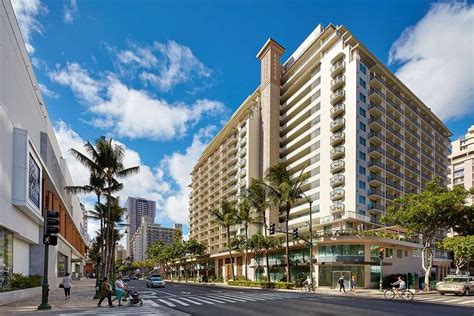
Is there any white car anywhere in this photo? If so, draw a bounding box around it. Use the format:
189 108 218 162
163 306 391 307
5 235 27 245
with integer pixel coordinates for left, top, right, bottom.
436 275 474 296
146 276 165 288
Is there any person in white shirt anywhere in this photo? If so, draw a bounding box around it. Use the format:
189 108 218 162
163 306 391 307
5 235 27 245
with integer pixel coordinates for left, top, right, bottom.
114 276 128 306
62 273 72 300
391 276 406 297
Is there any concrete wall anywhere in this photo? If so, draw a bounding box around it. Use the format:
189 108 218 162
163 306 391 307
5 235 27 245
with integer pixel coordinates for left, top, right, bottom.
0 286 42 306
12 238 29 275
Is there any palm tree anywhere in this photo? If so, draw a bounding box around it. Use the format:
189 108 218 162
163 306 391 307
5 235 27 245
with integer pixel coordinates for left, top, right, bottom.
237 201 257 280
210 200 238 281
263 162 309 282
242 180 272 281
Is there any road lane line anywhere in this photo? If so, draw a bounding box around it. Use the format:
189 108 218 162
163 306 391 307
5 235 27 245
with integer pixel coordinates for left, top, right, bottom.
179 297 203 305
167 297 190 306
158 299 176 307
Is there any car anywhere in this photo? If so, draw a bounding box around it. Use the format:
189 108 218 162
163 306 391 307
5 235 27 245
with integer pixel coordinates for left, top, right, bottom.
146 276 165 288
122 276 131 282
436 275 474 296
130 276 138 280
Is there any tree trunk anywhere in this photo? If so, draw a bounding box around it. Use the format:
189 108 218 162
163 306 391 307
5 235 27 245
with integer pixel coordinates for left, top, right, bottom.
227 227 235 281
285 205 291 283
105 180 113 278
244 224 248 280
421 240 433 291
97 194 105 279
265 249 270 282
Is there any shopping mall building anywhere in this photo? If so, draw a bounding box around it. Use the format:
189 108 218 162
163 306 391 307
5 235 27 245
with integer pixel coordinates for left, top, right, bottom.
0 1 86 285
188 23 452 288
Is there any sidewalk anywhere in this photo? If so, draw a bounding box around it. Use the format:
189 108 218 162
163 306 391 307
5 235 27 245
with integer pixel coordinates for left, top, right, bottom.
0 278 99 315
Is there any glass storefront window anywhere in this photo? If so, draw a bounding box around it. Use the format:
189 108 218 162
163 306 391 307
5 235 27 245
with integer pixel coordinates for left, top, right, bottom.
57 253 68 277
318 265 365 287
0 229 14 283
318 245 364 263
370 265 381 282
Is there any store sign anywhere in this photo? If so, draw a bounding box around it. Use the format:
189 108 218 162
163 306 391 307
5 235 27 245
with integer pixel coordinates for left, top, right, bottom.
28 154 41 208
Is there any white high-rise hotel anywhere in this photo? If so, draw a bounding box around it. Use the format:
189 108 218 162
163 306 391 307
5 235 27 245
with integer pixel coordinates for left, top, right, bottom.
189 24 452 287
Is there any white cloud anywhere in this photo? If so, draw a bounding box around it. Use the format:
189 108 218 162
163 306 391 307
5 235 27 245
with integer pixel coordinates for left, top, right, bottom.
49 62 104 105
49 63 225 140
11 0 47 54
63 0 78 24
389 2 474 121
38 83 59 99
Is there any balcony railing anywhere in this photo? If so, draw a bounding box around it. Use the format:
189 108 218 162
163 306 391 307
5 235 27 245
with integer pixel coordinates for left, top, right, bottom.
386 139 403 153
369 88 385 100
330 103 345 118
330 89 345 105
330 174 345 187
330 188 345 201
368 145 385 156
386 124 404 140
330 75 346 91
330 61 345 76
330 132 345 146
386 179 403 192
368 203 386 212
330 146 345 160
386 152 403 165
330 202 345 213
386 165 403 179
368 102 385 114
330 118 345 132
330 159 345 173
368 174 385 184
369 131 384 142
368 188 385 198
368 117 385 128
368 159 385 170
386 111 403 127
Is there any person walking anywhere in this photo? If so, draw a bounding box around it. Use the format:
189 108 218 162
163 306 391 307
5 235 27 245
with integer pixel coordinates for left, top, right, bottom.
114 275 128 306
351 275 357 293
338 274 346 293
62 273 72 300
98 277 114 308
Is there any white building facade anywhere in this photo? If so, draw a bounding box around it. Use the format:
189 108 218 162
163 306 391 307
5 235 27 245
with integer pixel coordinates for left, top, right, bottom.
0 0 86 283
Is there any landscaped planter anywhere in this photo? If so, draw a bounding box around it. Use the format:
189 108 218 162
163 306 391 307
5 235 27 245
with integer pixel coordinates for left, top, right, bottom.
0 287 42 306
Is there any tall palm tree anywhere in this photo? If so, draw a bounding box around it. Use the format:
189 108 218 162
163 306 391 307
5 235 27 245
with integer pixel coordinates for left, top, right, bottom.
242 180 272 281
210 200 238 281
237 201 257 280
263 162 309 282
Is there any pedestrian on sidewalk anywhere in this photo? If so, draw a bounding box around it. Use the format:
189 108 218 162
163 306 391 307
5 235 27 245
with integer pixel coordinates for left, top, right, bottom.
62 272 72 300
114 275 128 306
338 274 346 293
351 275 357 293
98 277 114 308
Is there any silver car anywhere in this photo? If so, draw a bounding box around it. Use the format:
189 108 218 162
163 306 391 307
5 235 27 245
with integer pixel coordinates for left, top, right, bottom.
436 275 474 296
146 276 165 288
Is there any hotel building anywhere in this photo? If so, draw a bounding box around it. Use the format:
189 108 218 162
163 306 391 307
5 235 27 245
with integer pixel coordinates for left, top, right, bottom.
0 0 86 283
126 197 156 253
190 23 452 287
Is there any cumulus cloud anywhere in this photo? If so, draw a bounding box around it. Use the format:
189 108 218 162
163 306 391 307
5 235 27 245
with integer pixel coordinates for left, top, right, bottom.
389 2 474 120
63 0 78 24
11 0 47 54
38 83 59 99
49 62 225 140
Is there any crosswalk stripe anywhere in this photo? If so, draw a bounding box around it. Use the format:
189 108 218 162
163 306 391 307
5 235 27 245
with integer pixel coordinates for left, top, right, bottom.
191 296 216 304
167 297 190 306
197 296 227 303
178 297 202 305
216 294 257 302
458 300 474 305
158 298 176 307
204 295 237 302
143 299 159 307
233 293 271 301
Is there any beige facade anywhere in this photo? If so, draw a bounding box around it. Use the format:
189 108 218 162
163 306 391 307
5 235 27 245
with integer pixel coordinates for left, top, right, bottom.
189 24 451 286
449 125 474 205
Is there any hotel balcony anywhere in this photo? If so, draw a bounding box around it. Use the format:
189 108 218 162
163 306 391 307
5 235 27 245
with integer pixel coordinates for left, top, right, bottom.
368 159 385 172
368 131 384 143
330 75 345 91
330 146 345 160
368 145 385 158
330 103 345 118
368 173 384 186
368 103 384 116
330 89 345 105
330 188 345 201
368 188 385 199
330 117 345 132
368 88 385 103
330 202 345 213
330 159 345 173
368 117 385 130
368 203 386 212
330 174 345 187
330 61 345 77
330 132 345 146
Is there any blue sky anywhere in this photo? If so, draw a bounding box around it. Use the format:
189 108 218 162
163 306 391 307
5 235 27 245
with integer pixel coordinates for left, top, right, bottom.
12 0 474 239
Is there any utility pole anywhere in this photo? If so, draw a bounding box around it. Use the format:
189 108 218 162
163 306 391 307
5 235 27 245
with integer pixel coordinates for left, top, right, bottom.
378 247 384 292
302 192 314 284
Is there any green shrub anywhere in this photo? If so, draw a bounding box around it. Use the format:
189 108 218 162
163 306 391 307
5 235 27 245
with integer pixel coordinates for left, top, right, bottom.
227 280 295 289
9 273 41 290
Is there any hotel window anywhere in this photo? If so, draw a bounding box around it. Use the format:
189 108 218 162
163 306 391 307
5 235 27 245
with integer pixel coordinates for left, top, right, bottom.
397 249 403 258
358 209 366 215
359 63 367 74
358 180 366 190
359 122 366 132
358 195 366 204
385 248 393 259
359 92 366 103
359 166 366 175
359 136 366 146
359 151 366 161
359 78 366 89
359 107 366 117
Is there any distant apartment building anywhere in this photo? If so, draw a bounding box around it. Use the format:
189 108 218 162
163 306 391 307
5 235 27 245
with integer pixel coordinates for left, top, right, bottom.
80 203 90 245
189 24 452 286
0 0 85 283
131 216 181 261
115 244 128 262
449 125 474 205
126 197 156 252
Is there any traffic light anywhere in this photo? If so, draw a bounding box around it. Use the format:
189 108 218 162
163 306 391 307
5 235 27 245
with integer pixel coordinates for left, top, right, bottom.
292 227 299 239
44 211 60 246
269 223 275 235
378 247 384 260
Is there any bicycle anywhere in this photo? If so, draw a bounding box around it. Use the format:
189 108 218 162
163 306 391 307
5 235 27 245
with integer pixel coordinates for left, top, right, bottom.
384 288 414 301
301 283 316 293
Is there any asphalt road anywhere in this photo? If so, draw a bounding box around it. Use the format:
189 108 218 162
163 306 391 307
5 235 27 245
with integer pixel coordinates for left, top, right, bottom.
122 280 474 316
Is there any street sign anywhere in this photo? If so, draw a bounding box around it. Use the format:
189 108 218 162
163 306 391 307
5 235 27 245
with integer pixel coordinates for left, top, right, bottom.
43 235 57 246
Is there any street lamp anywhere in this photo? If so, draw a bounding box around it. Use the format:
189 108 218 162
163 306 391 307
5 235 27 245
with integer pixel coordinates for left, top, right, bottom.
301 192 314 284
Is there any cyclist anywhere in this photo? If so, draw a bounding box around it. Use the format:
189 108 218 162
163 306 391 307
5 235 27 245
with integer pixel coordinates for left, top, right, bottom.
303 275 313 291
391 276 406 298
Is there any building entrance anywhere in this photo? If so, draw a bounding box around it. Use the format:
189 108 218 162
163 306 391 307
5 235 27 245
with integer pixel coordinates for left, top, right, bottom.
332 270 351 289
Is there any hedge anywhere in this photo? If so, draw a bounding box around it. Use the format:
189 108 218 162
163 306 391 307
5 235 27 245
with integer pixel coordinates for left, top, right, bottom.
227 280 295 289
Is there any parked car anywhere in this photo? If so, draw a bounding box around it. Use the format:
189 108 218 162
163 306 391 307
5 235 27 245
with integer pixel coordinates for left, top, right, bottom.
146 276 165 288
123 276 131 282
436 275 474 296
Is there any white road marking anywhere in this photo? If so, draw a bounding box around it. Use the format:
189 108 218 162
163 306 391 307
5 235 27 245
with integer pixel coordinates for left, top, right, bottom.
197 296 226 303
191 297 216 304
167 297 190 306
204 295 237 302
151 288 177 296
178 297 202 305
215 293 256 302
158 298 176 307
143 299 160 307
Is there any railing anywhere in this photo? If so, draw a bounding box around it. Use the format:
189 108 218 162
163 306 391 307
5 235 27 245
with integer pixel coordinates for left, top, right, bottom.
386 179 403 191
405 151 420 163
330 203 344 212
330 175 345 186
330 118 345 130
368 145 385 155
386 139 403 153
368 188 385 197
386 111 403 127
369 88 385 99
330 61 345 74
386 152 403 165
368 103 385 113
385 97 404 115
330 188 345 200
368 174 385 183
369 131 384 140
330 132 345 144
406 164 420 174
386 124 403 140
368 203 386 212
368 117 385 127
405 177 420 187
330 146 345 158
330 103 345 116
330 75 345 88
330 160 345 172
368 160 385 169
405 140 421 152
330 89 345 101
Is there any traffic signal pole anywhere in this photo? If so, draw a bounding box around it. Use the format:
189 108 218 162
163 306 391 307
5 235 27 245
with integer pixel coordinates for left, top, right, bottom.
38 243 51 310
